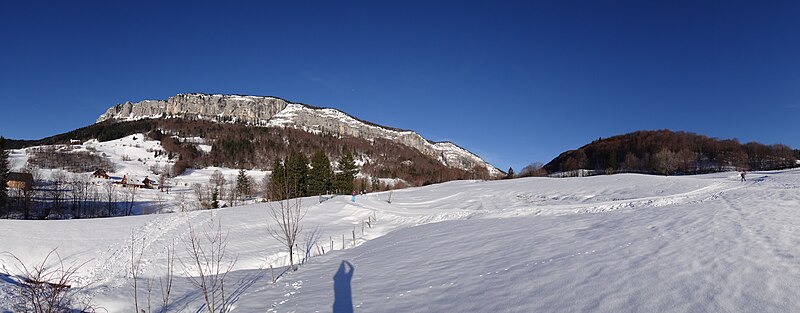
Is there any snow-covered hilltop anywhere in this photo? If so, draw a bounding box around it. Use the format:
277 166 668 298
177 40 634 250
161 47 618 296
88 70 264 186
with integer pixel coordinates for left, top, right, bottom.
97 93 502 177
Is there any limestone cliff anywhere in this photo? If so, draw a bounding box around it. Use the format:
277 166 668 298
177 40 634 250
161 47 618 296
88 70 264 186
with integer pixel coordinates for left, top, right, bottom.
97 93 502 176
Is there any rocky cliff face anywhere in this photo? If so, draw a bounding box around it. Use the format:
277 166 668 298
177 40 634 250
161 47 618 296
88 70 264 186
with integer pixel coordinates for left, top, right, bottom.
97 94 290 124
98 93 502 176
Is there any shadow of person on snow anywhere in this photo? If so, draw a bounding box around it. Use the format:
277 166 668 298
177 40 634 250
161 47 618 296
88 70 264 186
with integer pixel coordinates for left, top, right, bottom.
333 260 354 313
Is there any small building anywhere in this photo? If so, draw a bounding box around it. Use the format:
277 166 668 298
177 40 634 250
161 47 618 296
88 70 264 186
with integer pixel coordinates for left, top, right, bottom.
142 177 153 189
7 172 34 191
92 169 110 179
118 175 154 189
119 174 135 187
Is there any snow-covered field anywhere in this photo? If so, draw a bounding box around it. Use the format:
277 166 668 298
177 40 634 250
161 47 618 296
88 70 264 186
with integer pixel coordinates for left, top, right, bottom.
3 136 800 312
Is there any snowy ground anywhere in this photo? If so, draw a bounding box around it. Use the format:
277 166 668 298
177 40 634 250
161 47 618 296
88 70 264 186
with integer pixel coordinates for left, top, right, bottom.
2 139 800 311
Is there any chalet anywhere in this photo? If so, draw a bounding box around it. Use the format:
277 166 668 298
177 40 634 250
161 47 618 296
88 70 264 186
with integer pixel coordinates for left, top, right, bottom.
142 177 153 189
118 175 154 189
7 172 34 191
119 175 134 187
92 169 110 179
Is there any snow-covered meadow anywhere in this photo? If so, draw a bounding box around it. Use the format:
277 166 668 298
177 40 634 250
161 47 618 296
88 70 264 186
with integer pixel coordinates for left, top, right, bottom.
2 135 800 312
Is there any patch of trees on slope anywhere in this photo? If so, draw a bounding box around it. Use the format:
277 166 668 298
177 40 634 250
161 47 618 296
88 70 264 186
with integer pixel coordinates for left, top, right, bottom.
544 130 799 175
7 119 489 186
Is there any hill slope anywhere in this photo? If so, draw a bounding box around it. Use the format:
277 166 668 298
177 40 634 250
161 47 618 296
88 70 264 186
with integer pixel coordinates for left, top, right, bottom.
3 169 800 311
544 129 798 175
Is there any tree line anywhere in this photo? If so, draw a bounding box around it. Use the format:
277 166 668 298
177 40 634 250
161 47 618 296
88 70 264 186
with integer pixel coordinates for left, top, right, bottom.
268 150 358 200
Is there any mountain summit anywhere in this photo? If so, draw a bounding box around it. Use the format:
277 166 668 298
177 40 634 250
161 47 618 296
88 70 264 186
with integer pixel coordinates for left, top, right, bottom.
97 93 502 178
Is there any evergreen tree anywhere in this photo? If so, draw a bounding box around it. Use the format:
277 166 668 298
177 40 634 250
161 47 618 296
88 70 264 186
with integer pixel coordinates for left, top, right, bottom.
0 137 8 214
505 167 515 179
269 158 287 200
307 151 333 196
236 169 252 199
285 150 309 198
607 150 618 172
334 151 358 194
211 188 219 209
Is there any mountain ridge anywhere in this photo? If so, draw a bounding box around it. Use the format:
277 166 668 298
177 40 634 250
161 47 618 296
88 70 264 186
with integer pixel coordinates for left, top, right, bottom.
96 93 502 177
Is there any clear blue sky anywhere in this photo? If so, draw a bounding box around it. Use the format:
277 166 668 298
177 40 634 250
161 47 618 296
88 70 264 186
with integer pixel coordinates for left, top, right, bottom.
1 1 798 171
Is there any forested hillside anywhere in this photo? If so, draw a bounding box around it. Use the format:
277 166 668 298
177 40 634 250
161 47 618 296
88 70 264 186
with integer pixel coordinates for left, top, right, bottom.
544 130 798 175
6 119 489 186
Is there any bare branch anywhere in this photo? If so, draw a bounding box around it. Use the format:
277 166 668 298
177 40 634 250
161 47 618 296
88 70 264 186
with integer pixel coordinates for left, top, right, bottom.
2 248 94 312
266 186 306 271
180 216 237 313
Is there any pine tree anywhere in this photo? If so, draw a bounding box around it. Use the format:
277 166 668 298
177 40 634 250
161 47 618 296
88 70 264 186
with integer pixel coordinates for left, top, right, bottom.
307 151 332 196
285 151 309 198
334 151 358 194
505 167 515 179
236 169 252 199
211 188 219 209
269 158 287 200
607 150 618 172
0 137 8 214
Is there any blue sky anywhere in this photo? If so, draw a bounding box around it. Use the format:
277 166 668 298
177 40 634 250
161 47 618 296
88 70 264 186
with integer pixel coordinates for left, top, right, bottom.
1 1 798 171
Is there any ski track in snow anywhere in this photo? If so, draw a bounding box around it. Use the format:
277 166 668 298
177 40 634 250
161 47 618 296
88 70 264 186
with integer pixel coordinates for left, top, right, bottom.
73 210 206 304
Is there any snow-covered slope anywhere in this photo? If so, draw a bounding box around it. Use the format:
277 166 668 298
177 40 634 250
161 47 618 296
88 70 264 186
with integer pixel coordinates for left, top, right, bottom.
4 167 798 311
6 134 268 215
96 93 501 176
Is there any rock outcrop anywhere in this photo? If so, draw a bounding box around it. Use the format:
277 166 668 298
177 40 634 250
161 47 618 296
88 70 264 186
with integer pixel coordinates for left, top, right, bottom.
97 94 290 124
98 93 501 176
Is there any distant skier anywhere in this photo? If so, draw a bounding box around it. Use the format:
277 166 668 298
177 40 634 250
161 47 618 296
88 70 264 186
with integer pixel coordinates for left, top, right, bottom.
740 171 746 182
351 191 357 203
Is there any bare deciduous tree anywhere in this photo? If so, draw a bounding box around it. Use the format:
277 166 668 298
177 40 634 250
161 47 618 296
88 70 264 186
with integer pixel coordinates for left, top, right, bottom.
3 249 94 312
653 148 678 175
159 240 176 313
225 183 237 207
155 190 166 214
267 182 306 271
49 170 68 218
122 185 137 216
209 170 226 191
192 183 212 209
103 181 117 217
180 216 237 313
130 232 145 313
518 162 547 177
158 173 169 192
68 174 91 218
146 276 154 313
175 191 187 212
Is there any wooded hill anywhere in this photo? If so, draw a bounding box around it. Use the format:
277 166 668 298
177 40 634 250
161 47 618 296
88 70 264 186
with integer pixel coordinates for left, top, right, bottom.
544 130 799 175
6 119 490 186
